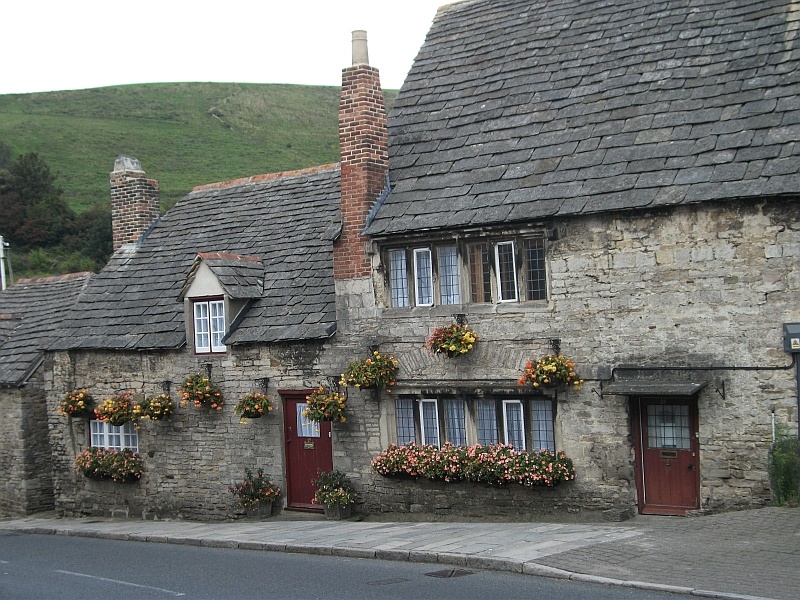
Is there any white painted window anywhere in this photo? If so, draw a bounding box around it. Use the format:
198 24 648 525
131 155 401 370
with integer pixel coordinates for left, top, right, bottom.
531 399 555 452
90 420 138 451
296 402 320 438
503 400 526 450
419 398 440 446
193 298 226 353
495 241 518 302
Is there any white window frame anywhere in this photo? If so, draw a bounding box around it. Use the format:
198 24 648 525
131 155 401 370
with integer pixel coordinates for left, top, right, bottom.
438 245 461 305
413 248 434 307
502 399 526 450
495 241 519 303
419 398 440 446
90 420 138 451
193 298 226 353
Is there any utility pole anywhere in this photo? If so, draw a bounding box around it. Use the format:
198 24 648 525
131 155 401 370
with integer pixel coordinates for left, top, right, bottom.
0 235 8 290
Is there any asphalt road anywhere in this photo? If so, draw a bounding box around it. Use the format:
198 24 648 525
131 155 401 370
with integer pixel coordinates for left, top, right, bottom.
0 531 697 600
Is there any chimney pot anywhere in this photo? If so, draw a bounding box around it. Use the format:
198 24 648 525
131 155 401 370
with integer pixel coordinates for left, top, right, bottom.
352 30 369 66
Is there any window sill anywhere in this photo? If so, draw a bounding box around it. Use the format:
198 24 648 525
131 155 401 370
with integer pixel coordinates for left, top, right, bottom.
381 301 551 319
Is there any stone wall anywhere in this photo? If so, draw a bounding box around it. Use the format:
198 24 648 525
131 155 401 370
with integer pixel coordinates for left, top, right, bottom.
0 369 54 516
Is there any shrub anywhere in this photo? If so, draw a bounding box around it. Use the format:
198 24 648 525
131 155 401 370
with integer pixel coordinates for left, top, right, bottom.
312 470 357 505
75 447 144 482
769 436 800 506
229 468 281 509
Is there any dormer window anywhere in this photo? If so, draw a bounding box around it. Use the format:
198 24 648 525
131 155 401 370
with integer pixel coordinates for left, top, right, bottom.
178 252 264 356
193 297 226 353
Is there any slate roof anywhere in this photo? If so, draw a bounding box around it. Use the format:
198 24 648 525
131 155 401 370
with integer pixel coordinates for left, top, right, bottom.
0 273 92 386
51 165 340 351
366 0 800 236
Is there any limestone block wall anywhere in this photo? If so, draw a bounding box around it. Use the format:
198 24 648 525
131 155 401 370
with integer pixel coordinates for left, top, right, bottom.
0 370 55 516
45 342 329 521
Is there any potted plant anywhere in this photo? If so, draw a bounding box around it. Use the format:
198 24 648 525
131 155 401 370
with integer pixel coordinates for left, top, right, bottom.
518 354 583 389
234 392 274 423
134 393 175 421
427 323 477 358
179 373 224 410
303 386 347 423
59 388 95 418
75 447 144 483
340 350 399 392
228 468 281 518
312 469 356 519
93 392 136 426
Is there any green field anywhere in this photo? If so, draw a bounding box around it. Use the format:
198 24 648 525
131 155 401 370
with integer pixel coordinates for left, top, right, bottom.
0 82 397 213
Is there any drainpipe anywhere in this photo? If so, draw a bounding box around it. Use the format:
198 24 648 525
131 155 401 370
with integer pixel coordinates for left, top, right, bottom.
0 235 8 290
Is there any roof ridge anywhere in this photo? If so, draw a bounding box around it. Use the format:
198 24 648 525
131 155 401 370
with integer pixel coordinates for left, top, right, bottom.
197 252 262 262
13 272 92 285
192 163 340 192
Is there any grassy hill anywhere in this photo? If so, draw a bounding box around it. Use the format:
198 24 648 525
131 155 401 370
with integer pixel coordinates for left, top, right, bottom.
0 83 397 213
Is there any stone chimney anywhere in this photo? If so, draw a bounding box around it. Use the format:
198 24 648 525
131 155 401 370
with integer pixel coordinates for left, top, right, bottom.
335 30 389 280
110 156 160 251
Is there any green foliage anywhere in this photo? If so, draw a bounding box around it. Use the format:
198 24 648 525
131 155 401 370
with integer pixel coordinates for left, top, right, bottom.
75 447 144 482
312 469 356 506
228 468 281 509
769 424 800 506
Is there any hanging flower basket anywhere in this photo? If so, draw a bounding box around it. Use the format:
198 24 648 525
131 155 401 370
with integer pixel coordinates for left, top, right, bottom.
94 392 136 426
340 350 399 392
303 386 347 423
518 354 583 389
134 393 175 421
179 373 224 410
234 392 275 422
427 323 477 358
59 388 95 418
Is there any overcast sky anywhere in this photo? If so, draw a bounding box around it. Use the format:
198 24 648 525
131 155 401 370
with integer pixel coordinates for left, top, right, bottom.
1 0 448 95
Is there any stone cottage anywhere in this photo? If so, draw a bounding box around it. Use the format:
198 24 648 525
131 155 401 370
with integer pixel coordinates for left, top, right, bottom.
0 273 91 516
42 0 798 521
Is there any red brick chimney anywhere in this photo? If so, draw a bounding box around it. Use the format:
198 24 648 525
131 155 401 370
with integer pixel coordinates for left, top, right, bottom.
335 30 389 280
110 156 160 251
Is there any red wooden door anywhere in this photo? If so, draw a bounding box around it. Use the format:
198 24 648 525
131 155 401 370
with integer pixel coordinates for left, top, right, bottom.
281 390 333 510
633 397 700 515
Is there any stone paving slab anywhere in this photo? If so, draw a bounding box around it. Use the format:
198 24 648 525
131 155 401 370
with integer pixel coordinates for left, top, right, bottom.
2 507 797 600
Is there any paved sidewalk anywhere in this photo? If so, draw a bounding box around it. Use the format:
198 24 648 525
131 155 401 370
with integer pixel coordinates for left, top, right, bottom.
2 507 797 600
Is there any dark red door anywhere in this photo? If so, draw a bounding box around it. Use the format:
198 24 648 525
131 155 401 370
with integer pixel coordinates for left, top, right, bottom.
281 390 333 510
633 397 700 515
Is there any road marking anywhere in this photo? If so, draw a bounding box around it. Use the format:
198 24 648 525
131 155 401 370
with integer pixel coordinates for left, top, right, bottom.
54 570 184 596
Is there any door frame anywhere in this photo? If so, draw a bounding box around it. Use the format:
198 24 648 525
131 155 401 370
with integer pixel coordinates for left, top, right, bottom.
631 395 701 515
280 389 333 511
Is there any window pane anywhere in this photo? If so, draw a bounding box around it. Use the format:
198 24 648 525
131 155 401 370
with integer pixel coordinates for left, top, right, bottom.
297 403 320 438
503 400 525 450
530 400 555 452
477 400 499 445
414 249 433 306
194 302 210 352
90 420 138 451
395 398 416 445
647 404 690 449
525 239 547 301
419 399 440 446
468 243 492 303
496 241 518 302
445 399 466 446
209 300 226 352
438 246 461 305
389 250 409 307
